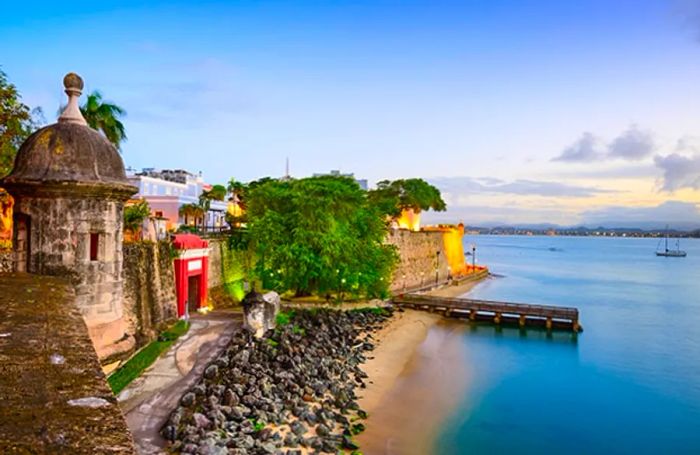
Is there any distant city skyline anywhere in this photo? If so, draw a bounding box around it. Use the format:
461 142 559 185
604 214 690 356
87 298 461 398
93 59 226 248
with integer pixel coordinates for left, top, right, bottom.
3 0 700 226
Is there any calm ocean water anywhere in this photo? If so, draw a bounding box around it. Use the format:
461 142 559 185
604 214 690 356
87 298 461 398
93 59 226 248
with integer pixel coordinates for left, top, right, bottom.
435 235 700 454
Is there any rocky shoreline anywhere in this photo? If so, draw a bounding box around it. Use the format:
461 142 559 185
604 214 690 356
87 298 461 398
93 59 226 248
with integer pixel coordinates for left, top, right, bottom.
161 307 394 454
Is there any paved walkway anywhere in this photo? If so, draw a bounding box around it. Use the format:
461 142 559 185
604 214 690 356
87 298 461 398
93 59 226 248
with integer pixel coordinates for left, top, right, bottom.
118 310 241 454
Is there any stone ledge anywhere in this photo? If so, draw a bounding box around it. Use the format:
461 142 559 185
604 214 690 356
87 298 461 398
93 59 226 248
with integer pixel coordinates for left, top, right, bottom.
0 273 135 453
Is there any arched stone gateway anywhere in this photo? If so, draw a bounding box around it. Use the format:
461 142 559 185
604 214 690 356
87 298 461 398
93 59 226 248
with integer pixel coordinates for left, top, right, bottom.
0 73 138 361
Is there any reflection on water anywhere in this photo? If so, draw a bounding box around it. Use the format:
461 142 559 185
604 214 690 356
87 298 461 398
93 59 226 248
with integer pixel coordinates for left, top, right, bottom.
357 321 579 455
436 235 700 455
465 322 579 345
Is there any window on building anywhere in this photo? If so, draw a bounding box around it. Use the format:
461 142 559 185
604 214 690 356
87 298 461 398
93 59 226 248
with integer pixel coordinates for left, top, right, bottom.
155 211 163 218
89 233 99 261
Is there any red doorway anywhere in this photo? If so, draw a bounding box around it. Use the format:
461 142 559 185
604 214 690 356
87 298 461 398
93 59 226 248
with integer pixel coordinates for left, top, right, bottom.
173 234 210 318
187 275 201 313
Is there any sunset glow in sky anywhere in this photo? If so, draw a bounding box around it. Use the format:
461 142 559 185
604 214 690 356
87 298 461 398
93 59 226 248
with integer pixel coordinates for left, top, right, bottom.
2 0 700 227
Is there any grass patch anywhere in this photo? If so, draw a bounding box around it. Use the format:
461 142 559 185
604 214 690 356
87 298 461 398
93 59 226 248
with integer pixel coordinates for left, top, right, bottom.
249 418 266 432
291 324 306 336
108 320 190 395
348 307 391 317
159 319 190 341
275 310 296 326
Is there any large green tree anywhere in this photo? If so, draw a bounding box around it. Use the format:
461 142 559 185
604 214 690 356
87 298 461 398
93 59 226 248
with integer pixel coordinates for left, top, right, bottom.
80 90 127 149
368 178 447 218
0 69 44 178
246 175 397 298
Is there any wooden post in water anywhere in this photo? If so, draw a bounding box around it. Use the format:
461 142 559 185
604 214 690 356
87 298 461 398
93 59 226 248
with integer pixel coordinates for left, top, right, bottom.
494 312 502 324
546 317 553 330
519 314 526 327
572 318 580 332
469 309 477 321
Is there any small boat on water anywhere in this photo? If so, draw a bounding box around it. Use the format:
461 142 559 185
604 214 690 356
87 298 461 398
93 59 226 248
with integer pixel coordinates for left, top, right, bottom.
656 226 687 257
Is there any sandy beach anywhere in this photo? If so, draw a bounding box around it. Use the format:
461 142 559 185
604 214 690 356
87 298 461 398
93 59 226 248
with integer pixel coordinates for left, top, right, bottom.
356 311 471 455
357 310 442 414
354 274 487 454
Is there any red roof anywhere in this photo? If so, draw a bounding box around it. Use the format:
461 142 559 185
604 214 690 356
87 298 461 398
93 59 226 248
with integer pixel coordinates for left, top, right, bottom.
172 233 209 250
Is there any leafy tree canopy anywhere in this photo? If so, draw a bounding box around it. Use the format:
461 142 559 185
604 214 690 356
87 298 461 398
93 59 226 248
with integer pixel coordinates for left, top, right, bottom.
0 69 44 178
246 175 397 298
368 178 446 218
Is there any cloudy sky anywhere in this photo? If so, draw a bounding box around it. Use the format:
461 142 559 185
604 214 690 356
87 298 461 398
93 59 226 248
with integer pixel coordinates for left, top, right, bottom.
2 0 700 227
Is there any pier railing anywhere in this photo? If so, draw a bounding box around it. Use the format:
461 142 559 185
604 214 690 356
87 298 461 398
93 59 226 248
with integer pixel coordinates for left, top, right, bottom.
393 293 581 332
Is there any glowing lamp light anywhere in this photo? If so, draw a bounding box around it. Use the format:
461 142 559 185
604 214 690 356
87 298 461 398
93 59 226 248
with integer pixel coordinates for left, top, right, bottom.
396 208 421 231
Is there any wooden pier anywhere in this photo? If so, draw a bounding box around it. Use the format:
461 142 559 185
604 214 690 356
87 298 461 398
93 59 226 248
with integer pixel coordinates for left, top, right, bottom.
393 293 582 332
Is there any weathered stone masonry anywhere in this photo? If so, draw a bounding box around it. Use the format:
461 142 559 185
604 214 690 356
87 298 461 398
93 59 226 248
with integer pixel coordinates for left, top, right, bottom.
386 229 451 292
122 241 178 347
0 250 11 273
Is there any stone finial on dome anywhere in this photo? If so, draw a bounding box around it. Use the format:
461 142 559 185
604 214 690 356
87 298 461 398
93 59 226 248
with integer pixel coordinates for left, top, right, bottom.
58 72 88 126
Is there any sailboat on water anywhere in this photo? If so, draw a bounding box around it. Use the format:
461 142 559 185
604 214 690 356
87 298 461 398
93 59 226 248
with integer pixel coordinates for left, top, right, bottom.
656 226 687 257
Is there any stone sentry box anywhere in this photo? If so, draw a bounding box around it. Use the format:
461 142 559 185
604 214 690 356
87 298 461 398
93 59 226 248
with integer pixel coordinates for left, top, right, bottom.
0 73 138 360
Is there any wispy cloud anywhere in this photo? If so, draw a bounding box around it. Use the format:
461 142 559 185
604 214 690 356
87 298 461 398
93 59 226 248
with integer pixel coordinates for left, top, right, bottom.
581 200 700 229
675 135 700 153
607 125 656 161
676 0 700 41
553 125 656 163
551 132 602 163
654 153 700 191
422 203 578 227
429 176 614 198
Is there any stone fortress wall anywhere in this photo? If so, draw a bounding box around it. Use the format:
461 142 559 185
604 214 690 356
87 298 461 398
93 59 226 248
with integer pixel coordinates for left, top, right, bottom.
206 237 225 289
0 250 11 273
118 237 227 353
385 229 451 292
121 241 179 349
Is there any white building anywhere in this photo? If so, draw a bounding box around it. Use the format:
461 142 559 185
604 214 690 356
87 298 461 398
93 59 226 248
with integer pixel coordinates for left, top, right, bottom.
127 168 228 231
312 169 368 190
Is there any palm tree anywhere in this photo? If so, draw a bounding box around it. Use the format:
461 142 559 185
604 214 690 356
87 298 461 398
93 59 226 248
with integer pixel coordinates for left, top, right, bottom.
80 90 127 149
227 178 248 211
179 203 204 229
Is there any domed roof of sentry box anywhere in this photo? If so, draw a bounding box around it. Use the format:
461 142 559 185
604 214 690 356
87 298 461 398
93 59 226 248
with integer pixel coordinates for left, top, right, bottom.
1 73 136 199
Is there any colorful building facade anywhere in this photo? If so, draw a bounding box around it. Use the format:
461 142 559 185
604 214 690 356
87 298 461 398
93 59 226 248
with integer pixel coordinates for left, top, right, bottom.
127 168 228 230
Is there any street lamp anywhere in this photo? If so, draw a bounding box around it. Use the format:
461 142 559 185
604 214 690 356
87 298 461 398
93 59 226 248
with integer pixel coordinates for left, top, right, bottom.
471 244 476 270
435 251 440 286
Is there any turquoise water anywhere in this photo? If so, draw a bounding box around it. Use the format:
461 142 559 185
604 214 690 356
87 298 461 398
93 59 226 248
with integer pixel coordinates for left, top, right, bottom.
436 235 700 454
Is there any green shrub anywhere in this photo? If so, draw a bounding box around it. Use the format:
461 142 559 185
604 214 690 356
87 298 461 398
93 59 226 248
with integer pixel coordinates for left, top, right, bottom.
275 310 295 326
